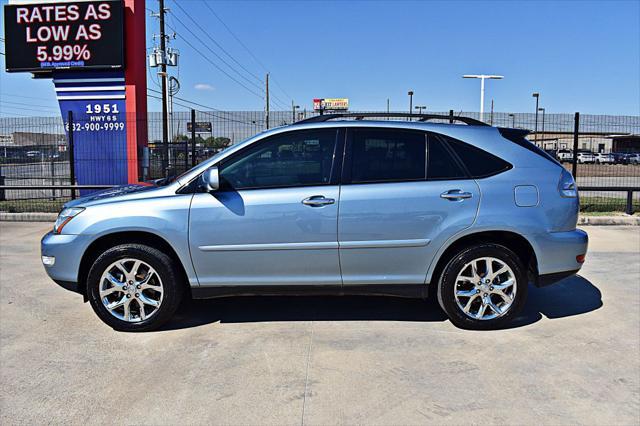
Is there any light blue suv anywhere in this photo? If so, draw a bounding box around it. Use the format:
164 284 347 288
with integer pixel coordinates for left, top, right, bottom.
41 113 588 331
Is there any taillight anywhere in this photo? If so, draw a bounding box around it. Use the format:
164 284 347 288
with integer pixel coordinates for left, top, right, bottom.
558 169 577 198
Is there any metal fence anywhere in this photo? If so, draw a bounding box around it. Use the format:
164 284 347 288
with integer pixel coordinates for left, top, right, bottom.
1 110 638 213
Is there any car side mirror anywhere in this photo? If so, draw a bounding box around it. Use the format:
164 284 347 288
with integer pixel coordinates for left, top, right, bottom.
201 167 219 192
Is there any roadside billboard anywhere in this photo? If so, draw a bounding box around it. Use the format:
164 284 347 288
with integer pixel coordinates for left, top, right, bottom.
313 98 349 111
3 0 124 73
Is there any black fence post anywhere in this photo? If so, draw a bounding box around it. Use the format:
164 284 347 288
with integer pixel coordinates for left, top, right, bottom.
68 111 76 200
191 109 196 168
626 191 634 215
449 109 454 124
0 170 5 202
571 112 579 179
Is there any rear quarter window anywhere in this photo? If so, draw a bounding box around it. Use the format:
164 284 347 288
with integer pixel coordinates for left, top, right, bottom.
444 136 512 178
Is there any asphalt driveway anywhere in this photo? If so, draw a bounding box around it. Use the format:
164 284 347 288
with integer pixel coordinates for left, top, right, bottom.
0 223 638 425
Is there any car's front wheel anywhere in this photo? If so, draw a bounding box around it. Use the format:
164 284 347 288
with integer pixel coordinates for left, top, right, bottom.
436 243 527 330
87 244 184 331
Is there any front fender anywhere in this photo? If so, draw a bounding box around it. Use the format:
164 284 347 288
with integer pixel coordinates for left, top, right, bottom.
60 193 198 285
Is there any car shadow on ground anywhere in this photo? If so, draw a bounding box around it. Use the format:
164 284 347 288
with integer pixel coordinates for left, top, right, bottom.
161 275 602 331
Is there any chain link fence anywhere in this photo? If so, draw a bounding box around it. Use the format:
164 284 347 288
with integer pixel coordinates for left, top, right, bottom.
1 110 638 213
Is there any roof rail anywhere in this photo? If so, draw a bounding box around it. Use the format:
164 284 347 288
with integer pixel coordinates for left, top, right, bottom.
295 112 489 126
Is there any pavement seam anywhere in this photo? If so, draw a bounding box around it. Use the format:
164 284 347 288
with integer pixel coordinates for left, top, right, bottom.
300 321 314 426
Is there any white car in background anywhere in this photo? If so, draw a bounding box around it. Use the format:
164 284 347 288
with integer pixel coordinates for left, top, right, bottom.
627 153 640 165
594 153 615 164
557 149 573 163
577 151 596 164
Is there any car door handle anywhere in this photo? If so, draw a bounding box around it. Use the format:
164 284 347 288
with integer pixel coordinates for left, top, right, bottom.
440 190 473 200
302 195 335 207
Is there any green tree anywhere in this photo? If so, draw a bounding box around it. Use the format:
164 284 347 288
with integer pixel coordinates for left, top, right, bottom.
204 137 231 150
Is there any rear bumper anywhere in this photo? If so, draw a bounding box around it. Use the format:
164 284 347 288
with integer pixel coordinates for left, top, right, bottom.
536 269 580 287
529 229 588 276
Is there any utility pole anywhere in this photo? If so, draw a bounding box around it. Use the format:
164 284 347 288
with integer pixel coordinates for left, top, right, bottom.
265 73 270 130
159 0 169 176
386 98 390 114
408 91 414 120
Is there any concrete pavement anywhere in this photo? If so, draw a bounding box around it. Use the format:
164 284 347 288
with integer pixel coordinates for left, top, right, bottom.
0 223 639 425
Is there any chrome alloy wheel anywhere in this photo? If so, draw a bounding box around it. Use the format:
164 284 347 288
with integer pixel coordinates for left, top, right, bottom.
454 257 517 321
99 258 164 322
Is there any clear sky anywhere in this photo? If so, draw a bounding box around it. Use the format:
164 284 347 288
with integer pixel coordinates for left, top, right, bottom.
1 0 639 116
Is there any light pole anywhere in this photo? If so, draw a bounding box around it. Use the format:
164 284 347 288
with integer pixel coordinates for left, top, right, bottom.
463 74 503 122
415 105 427 114
509 113 515 128
532 92 540 145
291 101 300 124
408 91 414 119
538 107 546 148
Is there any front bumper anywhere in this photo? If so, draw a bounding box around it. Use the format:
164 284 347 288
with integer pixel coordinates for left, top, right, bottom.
41 231 92 293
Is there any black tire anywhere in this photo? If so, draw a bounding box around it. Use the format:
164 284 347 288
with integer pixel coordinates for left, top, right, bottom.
436 243 528 330
87 244 184 332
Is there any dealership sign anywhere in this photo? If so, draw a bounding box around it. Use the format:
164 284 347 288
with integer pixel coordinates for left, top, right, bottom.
3 0 124 72
313 98 349 111
187 122 213 133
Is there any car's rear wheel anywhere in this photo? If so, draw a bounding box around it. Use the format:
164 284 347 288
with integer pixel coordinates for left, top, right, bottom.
436 243 527 330
87 244 184 332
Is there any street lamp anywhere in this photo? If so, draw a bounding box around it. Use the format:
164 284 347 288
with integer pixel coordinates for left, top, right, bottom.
408 91 414 119
463 74 503 122
415 105 427 114
532 92 540 145
291 102 300 123
538 107 546 148
508 113 515 128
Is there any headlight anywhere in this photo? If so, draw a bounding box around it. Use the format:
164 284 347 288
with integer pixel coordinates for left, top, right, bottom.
53 207 85 234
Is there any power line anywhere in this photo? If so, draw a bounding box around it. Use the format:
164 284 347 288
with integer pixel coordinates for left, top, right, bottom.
168 15 262 94
1 92 57 102
0 103 58 114
1 100 59 111
201 1 293 102
148 89 260 126
164 21 266 101
172 0 263 86
174 1 290 110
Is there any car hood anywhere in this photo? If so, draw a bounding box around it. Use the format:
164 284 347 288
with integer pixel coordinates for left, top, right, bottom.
63 184 164 208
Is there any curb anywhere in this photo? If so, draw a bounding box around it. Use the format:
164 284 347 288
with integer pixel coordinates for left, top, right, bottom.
577 215 640 226
0 212 58 222
1 212 639 225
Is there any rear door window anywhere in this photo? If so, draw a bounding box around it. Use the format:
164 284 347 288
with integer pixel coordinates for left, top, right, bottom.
349 129 426 183
427 135 466 180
